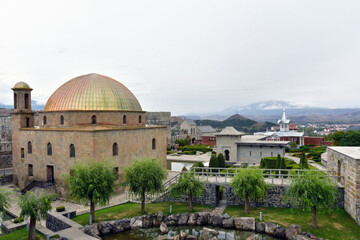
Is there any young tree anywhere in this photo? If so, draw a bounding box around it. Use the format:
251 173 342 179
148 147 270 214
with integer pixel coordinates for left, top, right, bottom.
285 171 338 228
230 169 267 214
65 160 117 223
170 173 205 211
299 152 309 169
0 186 11 213
280 157 286 174
124 157 166 213
209 154 219 172
217 153 226 168
19 191 55 240
276 154 281 170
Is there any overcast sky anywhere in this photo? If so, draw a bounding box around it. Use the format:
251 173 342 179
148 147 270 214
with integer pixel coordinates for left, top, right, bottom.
1 0 360 115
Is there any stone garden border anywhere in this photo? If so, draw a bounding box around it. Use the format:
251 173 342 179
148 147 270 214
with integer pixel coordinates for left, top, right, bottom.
82 211 322 240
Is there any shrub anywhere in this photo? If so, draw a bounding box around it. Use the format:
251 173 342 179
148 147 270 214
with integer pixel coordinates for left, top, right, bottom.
217 153 225 168
175 139 191 146
192 162 205 172
56 206 65 212
259 157 277 169
209 154 219 172
13 217 24 224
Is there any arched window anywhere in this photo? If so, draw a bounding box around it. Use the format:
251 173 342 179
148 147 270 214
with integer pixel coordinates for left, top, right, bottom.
47 143 52 156
70 144 75 158
24 93 29 109
60 116 64 125
123 115 127 124
224 150 230 161
92 115 97 125
14 93 17 109
139 115 142 124
28 141 32 154
152 138 156 150
113 142 118 156
26 118 30 127
43 116 47 126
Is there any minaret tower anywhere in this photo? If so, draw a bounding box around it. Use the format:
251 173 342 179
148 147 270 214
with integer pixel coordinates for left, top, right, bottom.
277 108 290 132
12 82 34 128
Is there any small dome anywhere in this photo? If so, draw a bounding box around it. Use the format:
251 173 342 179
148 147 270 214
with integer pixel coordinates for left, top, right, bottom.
43 73 142 112
13 82 31 89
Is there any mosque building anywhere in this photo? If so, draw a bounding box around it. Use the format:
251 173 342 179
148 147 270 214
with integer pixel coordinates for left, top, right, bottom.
11 73 167 195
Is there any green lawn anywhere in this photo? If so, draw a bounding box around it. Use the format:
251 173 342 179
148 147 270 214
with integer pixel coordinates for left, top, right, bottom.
224 206 360 240
72 202 213 226
0 227 58 240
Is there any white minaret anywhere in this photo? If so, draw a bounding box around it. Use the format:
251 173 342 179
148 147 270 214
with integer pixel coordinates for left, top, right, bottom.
277 108 290 132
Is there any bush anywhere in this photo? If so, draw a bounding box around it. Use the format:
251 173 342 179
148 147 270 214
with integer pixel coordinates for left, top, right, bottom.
217 153 225 168
175 139 191 146
178 145 213 153
192 162 205 172
13 217 24 224
209 154 219 172
56 206 66 212
260 157 277 169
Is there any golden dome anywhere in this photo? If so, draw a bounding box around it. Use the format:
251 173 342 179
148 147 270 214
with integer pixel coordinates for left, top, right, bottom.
43 73 142 112
13 82 31 89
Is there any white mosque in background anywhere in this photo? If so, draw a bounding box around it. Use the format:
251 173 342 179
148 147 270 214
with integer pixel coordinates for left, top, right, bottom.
255 109 305 146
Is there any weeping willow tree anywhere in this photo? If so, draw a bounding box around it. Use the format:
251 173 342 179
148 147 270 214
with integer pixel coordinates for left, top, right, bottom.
65 160 117 223
170 173 204 211
285 171 338 228
230 169 267 214
19 191 56 240
123 157 166 213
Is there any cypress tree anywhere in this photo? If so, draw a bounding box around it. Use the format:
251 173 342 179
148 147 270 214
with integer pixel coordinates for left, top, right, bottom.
276 154 281 169
209 154 219 172
217 153 226 168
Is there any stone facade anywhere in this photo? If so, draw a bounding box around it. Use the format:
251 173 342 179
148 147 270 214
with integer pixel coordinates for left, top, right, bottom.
324 147 360 225
0 174 13 185
46 212 72 232
146 112 171 148
156 183 344 209
0 116 12 168
237 144 285 165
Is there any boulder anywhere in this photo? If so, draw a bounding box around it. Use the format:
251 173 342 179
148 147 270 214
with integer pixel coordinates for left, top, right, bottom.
197 213 208 226
143 219 152 228
210 214 223 227
285 224 302 240
157 211 164 222
122 219 131 230
131 219 143 229
160 222 169 234
171 235 180 240
265 221 277 235
188 213 198 226
199 227 219 240
255 222 265 233
273 227 286 239
180 230 187 240
178 214 190 225
234 217 255 231
246 233 258 240
222 217 234 228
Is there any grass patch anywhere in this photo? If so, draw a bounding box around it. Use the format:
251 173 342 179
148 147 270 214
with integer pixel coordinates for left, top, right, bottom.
0 227 57 240
72 202 213 226
224 206 360 240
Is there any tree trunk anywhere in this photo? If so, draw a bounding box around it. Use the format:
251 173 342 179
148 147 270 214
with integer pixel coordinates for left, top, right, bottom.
244 194 249 214
141 192 146 213
188 193 193 212
28 217 36 240
312 206 317 228
90 199 95 224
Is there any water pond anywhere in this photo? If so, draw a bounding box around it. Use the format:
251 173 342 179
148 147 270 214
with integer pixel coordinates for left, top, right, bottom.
102 226 277 240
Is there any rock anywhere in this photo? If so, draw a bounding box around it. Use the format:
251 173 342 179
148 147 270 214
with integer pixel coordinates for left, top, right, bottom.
210 214 223 227
285 224 302 240
158 235 168 240
197 213 208 226
160 222 169 234
295 235 312 240
273 227 286 239
122 219 131 230
143 219 152 228
171 235 180 240
255 222 265 233
223 213 230 218
131 219 143 229
234 217 255 231
157 211 164 222
199 227 219 240
246 233 258 240
188 213 198 226
265 221 277 235
186 235 197 240
180 230 187 240
222 217 234 228
178 214 190 225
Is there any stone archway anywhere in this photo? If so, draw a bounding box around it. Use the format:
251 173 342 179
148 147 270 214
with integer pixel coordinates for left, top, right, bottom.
225 150 230 161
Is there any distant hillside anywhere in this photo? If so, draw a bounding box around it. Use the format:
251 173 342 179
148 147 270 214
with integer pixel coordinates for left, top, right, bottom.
194 114 276 133
0 100 44 111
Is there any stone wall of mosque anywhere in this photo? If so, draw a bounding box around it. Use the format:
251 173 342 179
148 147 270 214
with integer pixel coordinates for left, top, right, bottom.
326 147 360 225
146 112 171 148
